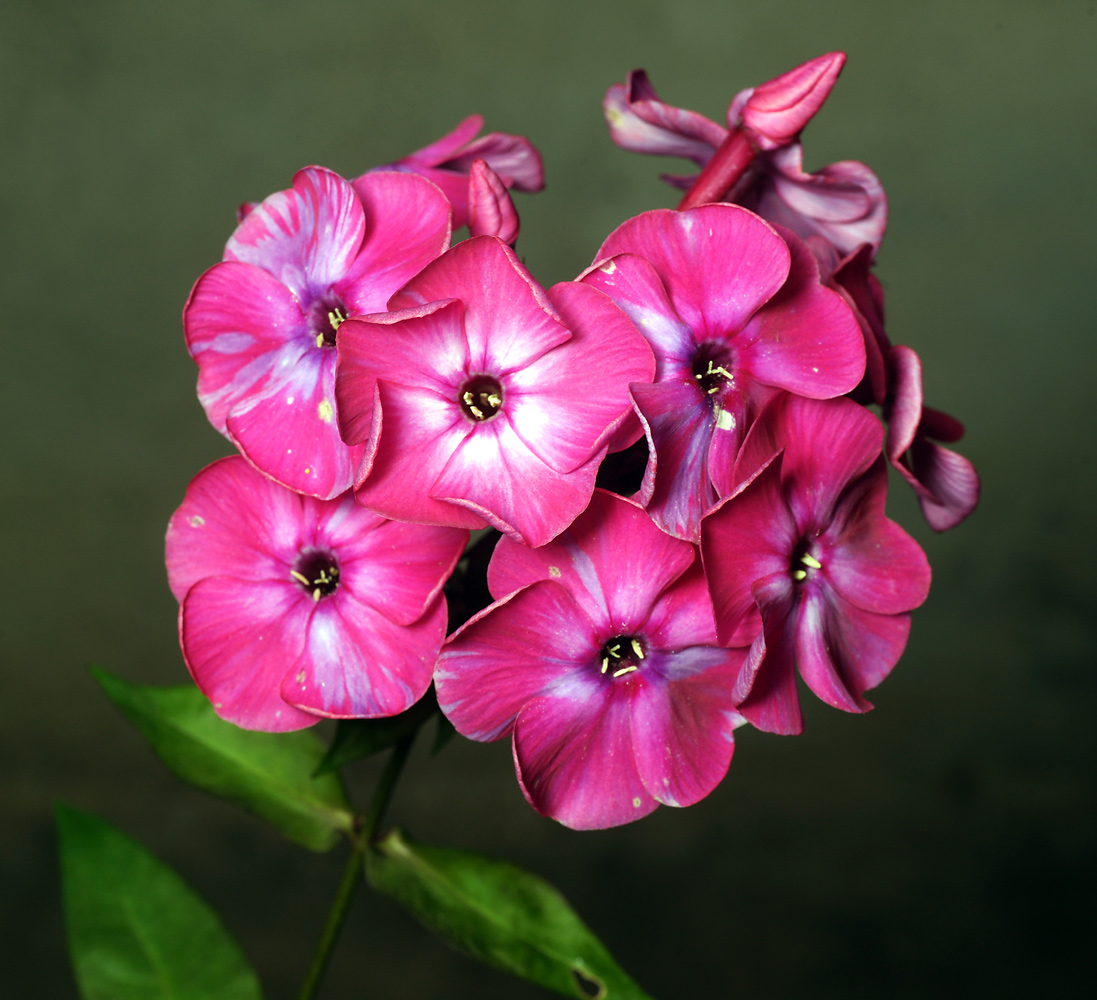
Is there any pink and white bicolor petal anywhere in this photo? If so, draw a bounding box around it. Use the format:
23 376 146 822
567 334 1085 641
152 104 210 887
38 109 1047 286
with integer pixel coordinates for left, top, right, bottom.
183 261 309 434
436 580 601 742
514 683 658 830
180 576 316 732
281 593 447 719
225 167 365 305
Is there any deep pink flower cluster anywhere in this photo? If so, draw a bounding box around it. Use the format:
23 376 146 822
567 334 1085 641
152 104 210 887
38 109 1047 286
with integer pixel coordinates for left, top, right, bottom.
168 59 976 828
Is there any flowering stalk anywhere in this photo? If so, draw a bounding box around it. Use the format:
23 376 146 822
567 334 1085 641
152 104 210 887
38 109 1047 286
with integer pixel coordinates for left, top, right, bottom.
676 128 755 210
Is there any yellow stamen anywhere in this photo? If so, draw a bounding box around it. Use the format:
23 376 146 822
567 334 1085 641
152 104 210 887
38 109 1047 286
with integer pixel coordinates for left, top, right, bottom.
630 638 644 659
601 657 609 674
312 587 322 602
613 665 638 678
793 569 807 581
290 570 311 586
801 553 822 570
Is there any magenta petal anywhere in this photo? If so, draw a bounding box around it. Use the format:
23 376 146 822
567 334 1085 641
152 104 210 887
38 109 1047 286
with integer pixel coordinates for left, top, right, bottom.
431 418 602 547
737 52 845 150
341 171 453 311
630 647 742 806
826 461 931 615
909 438 982 532
514 685 657 830
505 282 654 474
325 512 467 627
225 167 365 304
632 380 717 542
579 253 694 378
493 490 697 629
400 115 485 168
737 231 865 397
597 206 790 339
733 575 803 735
184 262 308 434
281 592 446 719
353 380 487 530
443 130 545 193
166 456 303 603
436 580 600 741
181 577 316 732
702 460 796 646
795 588 911 713
389 238 570 375
885 346 923 458
641 558 721 649
225 347 362 500
466 160 520 244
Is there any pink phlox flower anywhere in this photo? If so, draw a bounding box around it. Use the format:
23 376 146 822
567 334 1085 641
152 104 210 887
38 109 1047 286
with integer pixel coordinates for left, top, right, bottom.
165 456 467 732
436 489 748 830
368 115 544 229
466 160 520 245
334 236 655 548
603 58 887 258
580 204 865 543
184 165 452 500
701 395 931 735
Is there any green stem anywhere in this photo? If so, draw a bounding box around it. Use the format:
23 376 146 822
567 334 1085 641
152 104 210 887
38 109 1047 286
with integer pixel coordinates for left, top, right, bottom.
295 734 416 1000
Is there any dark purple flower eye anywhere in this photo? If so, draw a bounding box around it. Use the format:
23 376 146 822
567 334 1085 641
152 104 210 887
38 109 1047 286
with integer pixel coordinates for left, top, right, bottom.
291 549 340 601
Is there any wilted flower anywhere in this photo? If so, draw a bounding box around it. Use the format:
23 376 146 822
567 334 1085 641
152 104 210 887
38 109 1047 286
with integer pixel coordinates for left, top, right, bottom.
436 490 746 830
701 395 931 735
165 456 467 731
335 236 654 547
184 166 451 499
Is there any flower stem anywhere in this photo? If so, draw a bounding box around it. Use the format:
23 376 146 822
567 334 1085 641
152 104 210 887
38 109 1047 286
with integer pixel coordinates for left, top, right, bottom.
677 128 756 210
295 734 416 1000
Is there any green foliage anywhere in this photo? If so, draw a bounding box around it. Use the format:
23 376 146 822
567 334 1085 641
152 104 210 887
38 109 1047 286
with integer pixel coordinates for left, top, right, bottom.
57 805 263 1000
366 829 654 999
92 666 353 851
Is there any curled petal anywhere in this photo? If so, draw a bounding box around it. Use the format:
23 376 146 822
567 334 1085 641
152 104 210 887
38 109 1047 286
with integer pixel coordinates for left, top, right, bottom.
467 160 519 244
908 437 981 532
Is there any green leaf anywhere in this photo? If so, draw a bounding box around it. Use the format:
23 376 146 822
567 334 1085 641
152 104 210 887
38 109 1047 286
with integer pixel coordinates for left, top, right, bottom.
366 829 655 999
314 693 438 775
57 804 263 1000
92 666 353 851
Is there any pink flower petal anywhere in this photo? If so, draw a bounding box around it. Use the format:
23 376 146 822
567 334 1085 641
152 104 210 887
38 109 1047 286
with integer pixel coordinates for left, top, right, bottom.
629 647 743 806
341 171 453 310
701 459 797 646
578 253 695 379
733 572 804 734
825 460 931 615
514 685 657 830
641 558 722 649
795 588 911 714
431 416 604 547
736 229 865 398
442 130 545 192
596 206 790 339
225 166 365 305
504 282 654 474
401 115 486 167
631 380 718 542
180 577 316 732
389 237 570 375
165 456 304 603
183 261 308 434
281 592 446 719
908 438 982 532
489 490 697 630
225 346 363 500
436 580 600 741
352 380 487 530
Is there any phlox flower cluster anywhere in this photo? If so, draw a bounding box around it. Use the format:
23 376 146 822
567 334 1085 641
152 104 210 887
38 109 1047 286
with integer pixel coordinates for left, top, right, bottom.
167 56 978 830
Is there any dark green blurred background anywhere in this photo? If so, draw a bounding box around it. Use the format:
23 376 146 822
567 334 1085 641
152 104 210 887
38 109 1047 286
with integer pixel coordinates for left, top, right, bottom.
2 1 1094 997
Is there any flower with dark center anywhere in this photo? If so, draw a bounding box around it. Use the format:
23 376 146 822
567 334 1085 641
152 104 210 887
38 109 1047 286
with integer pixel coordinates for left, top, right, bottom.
165 456 467 731
437 490 747 830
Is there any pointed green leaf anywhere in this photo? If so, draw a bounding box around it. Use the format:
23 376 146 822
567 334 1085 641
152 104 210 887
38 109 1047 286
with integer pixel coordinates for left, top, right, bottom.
314 693 438 775
92 666 352 850
57 804 263 1000
366 829 654 999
